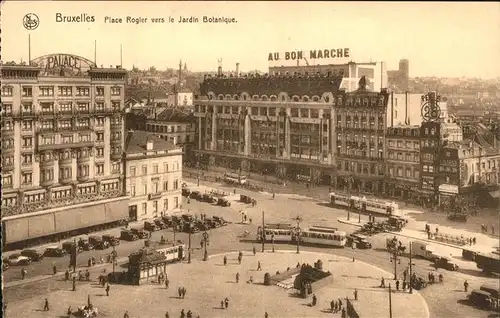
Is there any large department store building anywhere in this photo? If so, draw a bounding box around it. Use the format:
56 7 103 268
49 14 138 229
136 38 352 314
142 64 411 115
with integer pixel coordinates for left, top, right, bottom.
193 71 390 194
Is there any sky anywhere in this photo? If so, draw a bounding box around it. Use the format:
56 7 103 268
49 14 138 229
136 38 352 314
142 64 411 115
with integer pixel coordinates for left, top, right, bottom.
2 1 500 78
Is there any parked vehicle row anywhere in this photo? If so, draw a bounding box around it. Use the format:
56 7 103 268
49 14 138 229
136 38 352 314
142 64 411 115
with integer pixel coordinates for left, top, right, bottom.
183 188 232 207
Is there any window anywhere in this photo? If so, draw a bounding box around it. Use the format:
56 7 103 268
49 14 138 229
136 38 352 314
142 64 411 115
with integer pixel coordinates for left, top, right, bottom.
130 166 136 176
143 184 147 195
22 154 32 164
42 136 55 145
153 164 158 174
77 118 90 128
41 120 54 129
96 164 104 176
163 181 168 191
111 86 121 96
96 117 105 126
96 87 104 96
62 135 73 144
77 103 90 112
142 165 147 175
97 132 104 141
59 167 71 180
112 163 120 173
163 198 168 211
3 175 13 187
96 102 105 111
153 181 159 193
22 137 33 148
174 196 179 208
59 103 72 112
163 162 169 173
77 165 89 177
59 120 72 129
3 156 14 166
80 134 90 142
173 179 179 190
76 87 90 96
22 173 33 185
22 86 33 97
142 202 147 215
2 86 13 96
130 185 136 196
4 121 13 131
58 86 72 96
112 101 120 110
4 104 12 114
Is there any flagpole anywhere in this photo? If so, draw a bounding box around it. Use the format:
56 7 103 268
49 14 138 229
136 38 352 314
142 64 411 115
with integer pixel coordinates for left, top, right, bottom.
94 40 97 64
28 34 31 64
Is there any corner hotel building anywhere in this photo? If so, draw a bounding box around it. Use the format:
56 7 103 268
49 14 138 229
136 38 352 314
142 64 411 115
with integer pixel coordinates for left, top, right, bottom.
1 54 130 249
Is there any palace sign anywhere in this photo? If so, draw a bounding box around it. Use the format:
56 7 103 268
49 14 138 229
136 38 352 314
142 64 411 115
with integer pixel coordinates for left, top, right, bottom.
268 48 350 61
31 53 97 76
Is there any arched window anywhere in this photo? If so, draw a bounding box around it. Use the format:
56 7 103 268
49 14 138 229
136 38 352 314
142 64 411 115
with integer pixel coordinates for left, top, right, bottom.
292 96 300 102
302 96 310 102
218 94 224 100
261 95 268 101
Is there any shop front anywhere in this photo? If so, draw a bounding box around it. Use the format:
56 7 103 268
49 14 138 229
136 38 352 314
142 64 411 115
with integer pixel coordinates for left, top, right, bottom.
127 248 168 285
438 184 459 212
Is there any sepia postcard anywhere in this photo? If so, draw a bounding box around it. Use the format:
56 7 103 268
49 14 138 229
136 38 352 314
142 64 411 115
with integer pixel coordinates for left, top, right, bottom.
1 1 499 318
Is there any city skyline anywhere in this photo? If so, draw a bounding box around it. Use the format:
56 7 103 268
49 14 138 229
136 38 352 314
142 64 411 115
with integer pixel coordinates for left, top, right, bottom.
2 1 500 78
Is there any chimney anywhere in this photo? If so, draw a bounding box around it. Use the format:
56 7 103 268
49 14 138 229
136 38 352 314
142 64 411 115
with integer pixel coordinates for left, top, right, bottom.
236 63 240 78
146 137 154 151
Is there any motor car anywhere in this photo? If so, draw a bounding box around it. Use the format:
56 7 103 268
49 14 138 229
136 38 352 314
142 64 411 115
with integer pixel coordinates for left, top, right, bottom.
144 221 159 232
240 194 253 204
217 198 231 207
89 236 110 250
44 246 67 257
480 284 500 299
204 218 218 228
102 234 120 246
182 222 200 233
6 254 32 266
447 213 468 222
20 249 44 262
462 248 478 261
434 257 459 271
181 214 194 223
467 290 495 310
161 216 174 227
346 234 372 249
410 276 427 290
120 229 139 241
153 218 168 230
189 191 202 200
62 241 83 254
77 238 95 251
130 227 149 239
213 216 228 226
195 220 209 231
182 188 191 197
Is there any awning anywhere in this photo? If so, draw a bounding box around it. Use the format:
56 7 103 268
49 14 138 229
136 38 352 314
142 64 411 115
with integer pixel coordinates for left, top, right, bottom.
489 190 500 198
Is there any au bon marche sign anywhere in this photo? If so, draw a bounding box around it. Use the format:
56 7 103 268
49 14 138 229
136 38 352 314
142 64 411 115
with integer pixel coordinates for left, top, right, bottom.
268 48 351 62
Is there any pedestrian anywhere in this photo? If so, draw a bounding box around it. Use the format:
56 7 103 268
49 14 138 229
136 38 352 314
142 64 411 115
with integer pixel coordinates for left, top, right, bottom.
272 192 275 199
21 268 26 280
72 276 76 291
469 237 472 245
338 299 342 310
53 264 57 275
124 311 130 318
106 284 110 296
435 227 439 235
249 218 252 224
492 225 495 236
312 294 317 306
225 297 229 309
236 272 240 283
354 288 358 300
223 256 227 266
238 254 242 265
380 277 385 288
67 305 72 317
257 261 262 271
165 311 169 318
165 278 169 289
464 280 469 292
253 246 256 256
402 281 407 291
43 298 50 311
396 280 400 291
473 237 476 245
221 300 225 309
178 287 182 298
244 215 248 222
341 308 346 318
265 312 269 318
403 269 408 280
180 309 185 318
182 287 186 299
187 310 193 318
330 300 335 312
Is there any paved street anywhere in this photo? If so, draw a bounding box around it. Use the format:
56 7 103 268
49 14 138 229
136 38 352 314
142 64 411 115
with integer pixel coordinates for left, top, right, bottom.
5 251 429 318
3 177 499 318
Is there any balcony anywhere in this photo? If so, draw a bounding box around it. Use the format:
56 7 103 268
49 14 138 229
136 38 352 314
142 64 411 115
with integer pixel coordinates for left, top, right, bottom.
57 110 74 117
40 110 55 118
73 125 92 132
40 179 54 187
40 159 55 168
77 155 90 163
77 175 89 182
38 141 94 151
2 128 15 136
148 192 163 200
21 111 36 119
59 175 73 185
111 152 122 160
3 162 15 171
77 108 91 115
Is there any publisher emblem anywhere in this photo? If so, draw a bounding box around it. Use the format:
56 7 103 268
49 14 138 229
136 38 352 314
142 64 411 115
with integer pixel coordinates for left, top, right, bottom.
23 13 39 30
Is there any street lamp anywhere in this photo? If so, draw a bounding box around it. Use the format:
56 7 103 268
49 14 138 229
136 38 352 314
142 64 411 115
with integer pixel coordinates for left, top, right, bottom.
111 245 117 275
293 216 303 254
389 243 401 280
202 231 209 261
272 234 275 253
